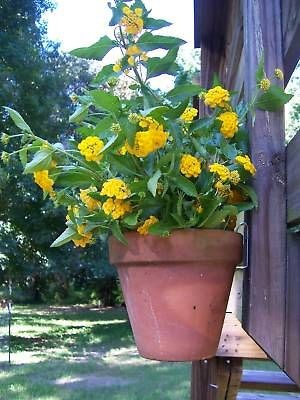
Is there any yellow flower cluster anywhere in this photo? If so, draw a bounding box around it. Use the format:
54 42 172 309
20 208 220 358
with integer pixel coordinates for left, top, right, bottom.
274 68 284 80
229 170 240 185
102 198 131 219
100 178 131 199
180 154 201 178
259 78 271 91
78 136 104 162
215 181 231 197
113 62 122 73
121 6 143 35
73 225 94 248
126 45 148 65
126 117 168 158
33 170 54 193
137 216 159 235
217 111 239 138
209 163 230 181
235 155 256 175
194 202 203 213
204 86 230 108
180 107 198 122
80 187 101 211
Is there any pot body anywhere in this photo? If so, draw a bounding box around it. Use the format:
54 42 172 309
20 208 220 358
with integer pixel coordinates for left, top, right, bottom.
109 229 242 361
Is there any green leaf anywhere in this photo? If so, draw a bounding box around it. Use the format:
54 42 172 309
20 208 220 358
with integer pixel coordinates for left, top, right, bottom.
19 148 28 167
4 107 33 134
144 17 172 31
238 184 258 208
146 47 179 79
165 100 189 119
170 175 198 197
202 205 238 229
106 154 143 177
51 227 77 247
123 211 141 226
255 55 265 83
140 106 170 120
24 149 53 173
166 84 203 103
92 65 116 85
69 104 90 123
94 117 114 135
148 221 173 236
137 32 186 51
89 89 121 115
111 221 127 244
255 85 293 112
70 36 117 60
147 169 162 197
54 171 95 188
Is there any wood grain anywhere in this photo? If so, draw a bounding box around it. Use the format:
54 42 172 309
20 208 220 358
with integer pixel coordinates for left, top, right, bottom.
285 232 300 386
287 132 300 225
281 0 300 84
242 0 286 366
241 370 300 392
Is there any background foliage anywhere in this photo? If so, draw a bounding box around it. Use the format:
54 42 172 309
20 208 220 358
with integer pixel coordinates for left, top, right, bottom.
0 0 118 305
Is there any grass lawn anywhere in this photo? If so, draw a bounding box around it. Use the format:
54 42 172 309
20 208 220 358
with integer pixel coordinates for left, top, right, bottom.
0 306 190 400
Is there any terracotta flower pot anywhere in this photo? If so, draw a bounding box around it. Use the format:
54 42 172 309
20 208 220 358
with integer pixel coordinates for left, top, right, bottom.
109 229 242 361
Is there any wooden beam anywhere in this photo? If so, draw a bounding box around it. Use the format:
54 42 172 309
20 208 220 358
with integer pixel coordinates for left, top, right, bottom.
241 370 300 392
285 231 300 386
237 394 300 400
242 0 286 366
191 359 218 400
287 132 300 226
281 0 300 84
191 358 243 400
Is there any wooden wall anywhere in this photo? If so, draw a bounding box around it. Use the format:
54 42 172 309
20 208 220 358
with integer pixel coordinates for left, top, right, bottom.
194 0 300 386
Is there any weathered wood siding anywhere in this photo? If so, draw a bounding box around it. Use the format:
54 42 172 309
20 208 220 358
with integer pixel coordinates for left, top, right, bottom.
242 0 286 366
285 132 300 385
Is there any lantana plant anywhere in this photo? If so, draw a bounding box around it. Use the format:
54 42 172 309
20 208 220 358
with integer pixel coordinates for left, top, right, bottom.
3 0 292 246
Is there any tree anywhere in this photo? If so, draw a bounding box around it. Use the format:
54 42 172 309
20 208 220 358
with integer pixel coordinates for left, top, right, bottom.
0 0 117 304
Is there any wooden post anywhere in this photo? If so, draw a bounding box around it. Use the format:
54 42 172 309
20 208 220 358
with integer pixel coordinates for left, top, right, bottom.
191 358 243 400
242 0 286 366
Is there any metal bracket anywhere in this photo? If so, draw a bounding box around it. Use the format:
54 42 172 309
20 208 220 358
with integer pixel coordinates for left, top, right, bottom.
235 222 249 270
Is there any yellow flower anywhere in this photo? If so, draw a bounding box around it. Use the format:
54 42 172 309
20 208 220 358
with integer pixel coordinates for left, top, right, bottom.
111 123 121 133
204 86 230 108
80 188 101 211
235 154 256 175
217 111 239 138
194 202 203 213
215 181 231 197
1 151 10 164
100 178 131 199
229 170 240 185
209 163 230 181
121 6 143 35
140 52 148 62
119 145 127 155
137 216 159 235
134 8 143 17
126 45 142 56
102 198 132 219
73 224 94 248
126 117 168 158
128 55 135 66
1 133 9 145
180 154 201 178
78 136 104 162
113 63 121 73
33 170 54 193
259 78 271 91
180 107 198 122
274 68 284 80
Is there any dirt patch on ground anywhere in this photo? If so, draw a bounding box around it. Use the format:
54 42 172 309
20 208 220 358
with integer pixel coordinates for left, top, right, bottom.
54 374 135 389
